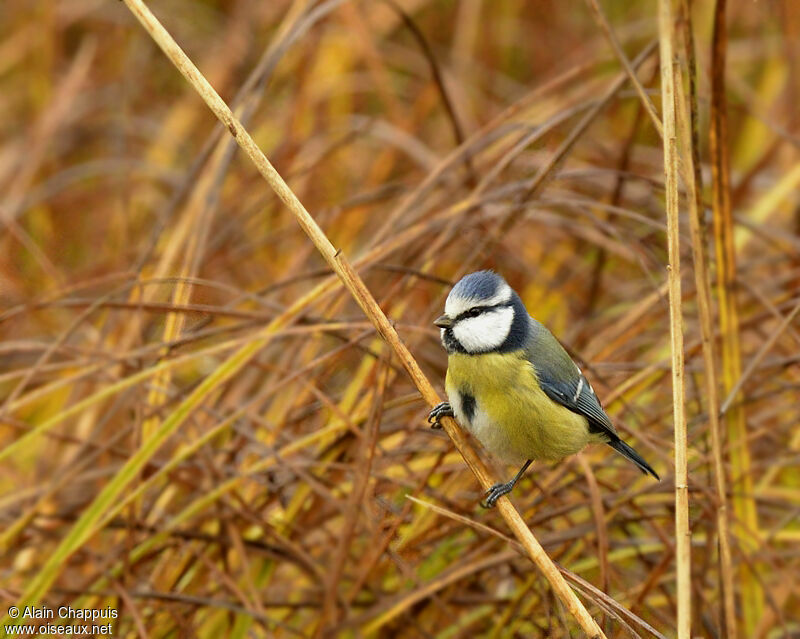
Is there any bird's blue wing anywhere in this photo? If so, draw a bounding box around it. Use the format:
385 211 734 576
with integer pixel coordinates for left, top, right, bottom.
536 367 615 435
524 320 658 478
525 320 616 436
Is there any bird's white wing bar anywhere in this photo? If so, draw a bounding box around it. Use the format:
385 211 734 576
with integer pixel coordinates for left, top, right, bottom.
572 377 584 402
536 365 615 435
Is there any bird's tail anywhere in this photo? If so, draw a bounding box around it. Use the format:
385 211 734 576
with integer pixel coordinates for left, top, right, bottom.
607 439 659 480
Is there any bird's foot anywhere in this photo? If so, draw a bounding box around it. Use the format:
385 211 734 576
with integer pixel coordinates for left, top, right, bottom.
427 402 454 429
481 481 515 508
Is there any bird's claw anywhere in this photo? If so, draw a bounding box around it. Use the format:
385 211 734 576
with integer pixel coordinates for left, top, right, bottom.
427 402 454 429
481 481 515 508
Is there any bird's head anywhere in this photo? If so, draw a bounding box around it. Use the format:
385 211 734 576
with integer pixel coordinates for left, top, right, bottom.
435 271 529 355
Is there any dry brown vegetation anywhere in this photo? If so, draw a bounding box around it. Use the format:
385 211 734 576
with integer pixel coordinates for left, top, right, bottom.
1 1 799 637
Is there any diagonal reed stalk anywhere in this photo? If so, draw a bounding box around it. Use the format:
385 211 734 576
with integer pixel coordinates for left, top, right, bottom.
111 1 608 636
657 1 691 637
584 0 663 138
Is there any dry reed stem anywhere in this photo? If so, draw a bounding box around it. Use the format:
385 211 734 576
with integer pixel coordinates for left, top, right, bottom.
5 3 797 633
709 1 763 634
407 495 669 639
584 0 663 138
657 1 691 637
120 0 606 636
675 1 737 634
721 297 800 415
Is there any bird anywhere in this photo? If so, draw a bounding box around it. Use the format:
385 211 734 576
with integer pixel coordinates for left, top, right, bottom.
428 270 659 508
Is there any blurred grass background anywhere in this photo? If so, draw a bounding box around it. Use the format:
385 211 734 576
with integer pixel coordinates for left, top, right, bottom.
1 0 799 636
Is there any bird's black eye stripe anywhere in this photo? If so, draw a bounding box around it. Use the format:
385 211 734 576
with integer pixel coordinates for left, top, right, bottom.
454 303 507 321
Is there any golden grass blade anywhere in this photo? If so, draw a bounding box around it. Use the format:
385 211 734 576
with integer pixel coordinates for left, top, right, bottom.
407 495 668 639
355 550 518 635
720 297 800 415
0 338 241 464
114 1 607 636
6 3 799 636
317 354 388 633
2 334 268 628
0 271 350 627
709 1 763 634
657 0 691 636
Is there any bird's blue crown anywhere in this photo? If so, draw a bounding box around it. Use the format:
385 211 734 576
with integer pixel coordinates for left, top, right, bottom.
450 270 507 303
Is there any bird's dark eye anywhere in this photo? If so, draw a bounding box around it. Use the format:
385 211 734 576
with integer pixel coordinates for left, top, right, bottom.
465 308 483 318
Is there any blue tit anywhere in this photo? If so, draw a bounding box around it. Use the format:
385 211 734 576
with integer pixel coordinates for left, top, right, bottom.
428 270 659 508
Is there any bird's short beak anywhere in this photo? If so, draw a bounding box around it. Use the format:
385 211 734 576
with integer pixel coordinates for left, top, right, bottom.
434 315 453 329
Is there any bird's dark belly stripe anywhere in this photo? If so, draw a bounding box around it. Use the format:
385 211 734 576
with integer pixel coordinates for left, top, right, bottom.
460 390 476 423
588 421 606 435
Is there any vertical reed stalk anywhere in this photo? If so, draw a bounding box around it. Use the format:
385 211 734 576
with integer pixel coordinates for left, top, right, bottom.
657 1 691 636
675 1 737 635
709 1 762 634
120 1 606 636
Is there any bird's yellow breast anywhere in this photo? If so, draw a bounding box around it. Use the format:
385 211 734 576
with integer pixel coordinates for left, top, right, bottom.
445 352 594 464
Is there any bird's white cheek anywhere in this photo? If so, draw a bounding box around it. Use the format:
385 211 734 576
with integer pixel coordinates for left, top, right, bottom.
452 307 514 353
